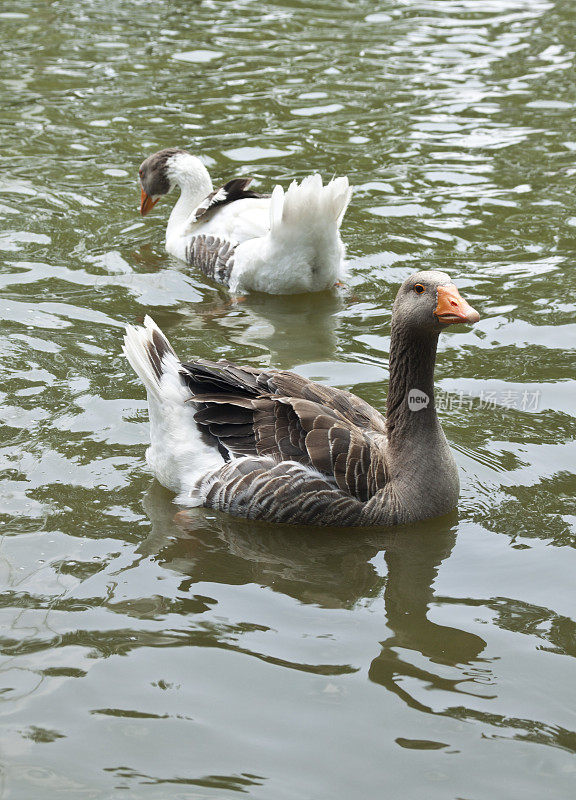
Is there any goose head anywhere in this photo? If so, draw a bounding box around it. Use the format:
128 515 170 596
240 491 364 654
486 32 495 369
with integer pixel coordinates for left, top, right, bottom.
393 270 479 334
138 148 212 216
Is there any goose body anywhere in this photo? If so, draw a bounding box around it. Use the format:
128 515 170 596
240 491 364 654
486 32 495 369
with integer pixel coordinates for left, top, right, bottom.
123 271 479 527
138 149 351 294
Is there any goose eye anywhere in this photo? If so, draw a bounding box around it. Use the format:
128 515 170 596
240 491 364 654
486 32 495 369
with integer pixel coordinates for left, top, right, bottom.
414 284 425 294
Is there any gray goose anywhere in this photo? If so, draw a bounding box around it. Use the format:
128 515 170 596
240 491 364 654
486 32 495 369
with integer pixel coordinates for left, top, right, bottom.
123 270 479 527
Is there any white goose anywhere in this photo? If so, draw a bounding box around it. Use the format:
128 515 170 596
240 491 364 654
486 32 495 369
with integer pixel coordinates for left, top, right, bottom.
138 148 352 295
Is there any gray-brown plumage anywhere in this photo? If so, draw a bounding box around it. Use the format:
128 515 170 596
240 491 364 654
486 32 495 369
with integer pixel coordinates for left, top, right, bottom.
180 360 390 523
139 148 185 198
185 235 237 285
123 270 480 527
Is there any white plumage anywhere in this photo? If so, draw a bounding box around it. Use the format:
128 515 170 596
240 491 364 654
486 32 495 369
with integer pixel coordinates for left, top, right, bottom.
140 150 352 295
122 316 224 504
229 173 351 294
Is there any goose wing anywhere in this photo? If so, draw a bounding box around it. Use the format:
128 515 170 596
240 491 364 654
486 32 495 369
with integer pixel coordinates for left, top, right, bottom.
182 178 270 284
188 177 266 225
181 360 389 505
199 456 375 526
184 235 237 285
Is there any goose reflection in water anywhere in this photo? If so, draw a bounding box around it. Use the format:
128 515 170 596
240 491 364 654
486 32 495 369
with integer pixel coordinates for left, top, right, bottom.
367 530 488 713
186 287 347 372
137 483 486 713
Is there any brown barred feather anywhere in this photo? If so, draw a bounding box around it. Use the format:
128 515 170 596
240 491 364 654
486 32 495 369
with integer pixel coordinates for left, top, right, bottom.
185 235 237 285
177 359 390 522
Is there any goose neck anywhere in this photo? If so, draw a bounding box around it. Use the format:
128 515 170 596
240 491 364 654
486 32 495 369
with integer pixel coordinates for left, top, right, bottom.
385 320 441 448
166 157 213 235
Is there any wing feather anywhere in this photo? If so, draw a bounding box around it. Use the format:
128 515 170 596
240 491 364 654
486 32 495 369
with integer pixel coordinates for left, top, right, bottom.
188 177 266 225
180 360 389 506
199 458 366 526
185 235 237 285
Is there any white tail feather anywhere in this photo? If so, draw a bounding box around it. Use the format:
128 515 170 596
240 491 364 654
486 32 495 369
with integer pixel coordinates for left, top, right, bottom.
268 173 351 237
269 183 284 231
233 173 352 293
122 315 176 398
122 316 223 500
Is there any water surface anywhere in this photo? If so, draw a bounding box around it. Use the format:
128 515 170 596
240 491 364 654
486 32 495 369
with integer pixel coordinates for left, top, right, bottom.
1 1 575 798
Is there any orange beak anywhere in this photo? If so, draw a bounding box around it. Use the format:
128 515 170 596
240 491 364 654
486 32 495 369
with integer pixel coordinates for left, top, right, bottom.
434 285 480 325
140 187 160 216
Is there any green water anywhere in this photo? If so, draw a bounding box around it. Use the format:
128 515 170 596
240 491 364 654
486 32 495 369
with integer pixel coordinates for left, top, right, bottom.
1 0 576 797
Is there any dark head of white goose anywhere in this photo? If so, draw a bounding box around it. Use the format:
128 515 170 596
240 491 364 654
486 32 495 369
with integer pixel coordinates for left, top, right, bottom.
393 270 480 334
138 148 191 215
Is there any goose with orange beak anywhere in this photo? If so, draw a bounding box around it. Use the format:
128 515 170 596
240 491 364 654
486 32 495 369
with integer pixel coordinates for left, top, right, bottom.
137 147 352 295
123 270 480 527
